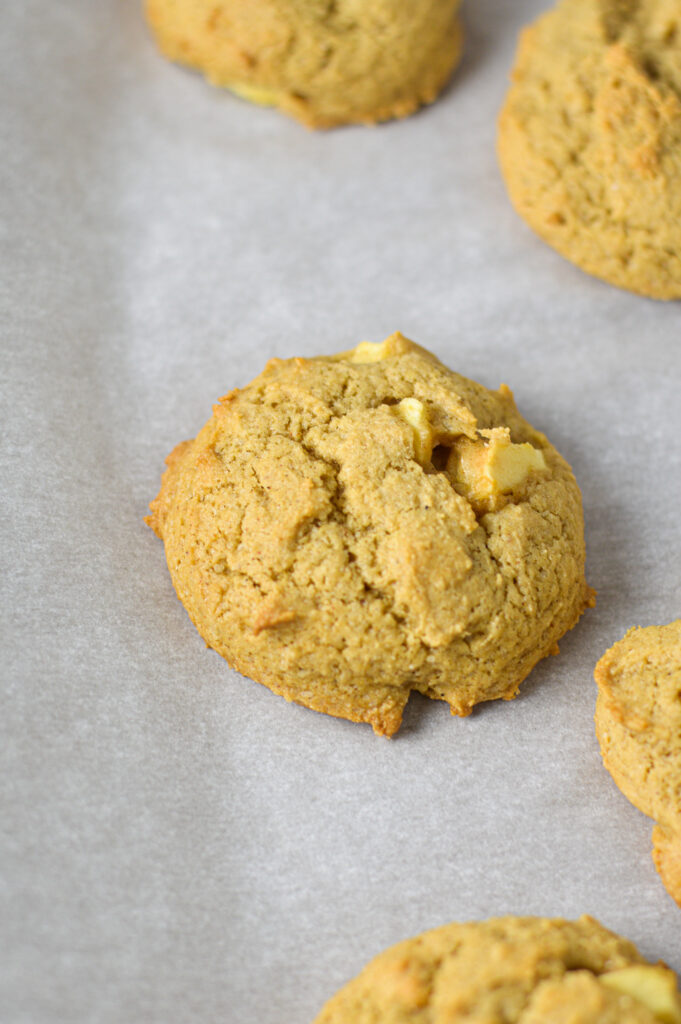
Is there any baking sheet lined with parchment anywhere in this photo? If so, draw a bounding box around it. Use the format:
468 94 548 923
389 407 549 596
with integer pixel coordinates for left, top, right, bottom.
2 2 681 1022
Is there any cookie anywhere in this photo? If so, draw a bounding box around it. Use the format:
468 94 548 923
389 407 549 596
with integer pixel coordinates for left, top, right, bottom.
313 915 681 1023
147 333 592 736
498 0 681 300
595 620 681 906
144 0 463 129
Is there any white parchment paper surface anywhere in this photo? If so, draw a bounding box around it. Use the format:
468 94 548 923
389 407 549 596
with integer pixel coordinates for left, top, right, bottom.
3 2 681 1021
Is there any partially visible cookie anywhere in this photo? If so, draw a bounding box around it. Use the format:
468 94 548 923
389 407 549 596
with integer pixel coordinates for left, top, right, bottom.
498 0 681 300
595 620 681 906
313 915 681 1023
145 0 463 128
147 333 592 736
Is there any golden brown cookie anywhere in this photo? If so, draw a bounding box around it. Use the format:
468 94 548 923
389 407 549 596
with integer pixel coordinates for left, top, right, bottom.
313 915 681 1024
498 0 681 300
147 333 593 736
595 620 681 907
144 0 463 128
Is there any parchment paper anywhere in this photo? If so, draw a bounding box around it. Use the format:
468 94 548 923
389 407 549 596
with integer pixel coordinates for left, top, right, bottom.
3 2 681 1021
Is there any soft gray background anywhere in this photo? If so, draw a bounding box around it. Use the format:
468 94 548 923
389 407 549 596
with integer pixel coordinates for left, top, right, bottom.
3 1 681 1021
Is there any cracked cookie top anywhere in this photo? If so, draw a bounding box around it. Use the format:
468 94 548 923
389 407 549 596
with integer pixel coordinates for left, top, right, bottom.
147 333 592 736
144 0 463 128
498 0 681 299
313 915 681 1024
